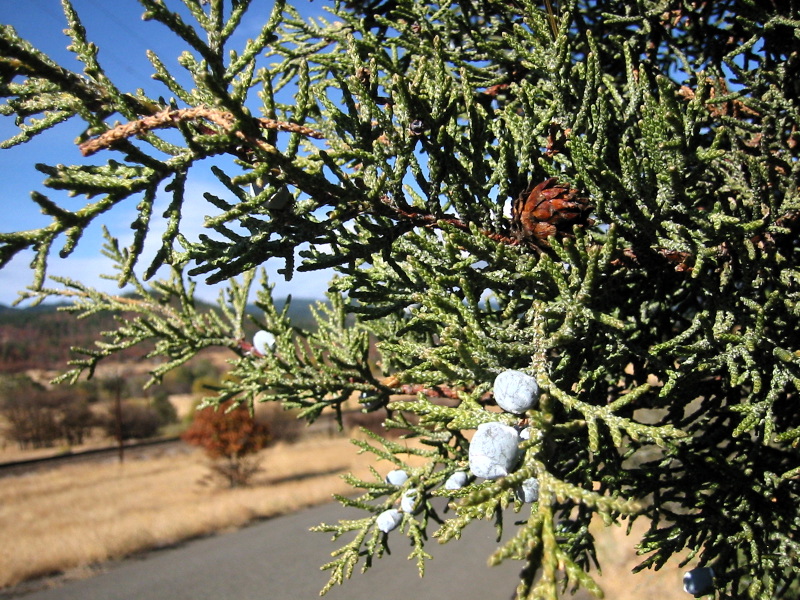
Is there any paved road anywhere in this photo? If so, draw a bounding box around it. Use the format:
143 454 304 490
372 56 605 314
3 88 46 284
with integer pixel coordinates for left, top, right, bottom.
16 501 529 600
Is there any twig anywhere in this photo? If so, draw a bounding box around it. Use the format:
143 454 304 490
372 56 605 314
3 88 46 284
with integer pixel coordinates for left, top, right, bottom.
79 107 324 157
380 196 699 271
381 195 521 245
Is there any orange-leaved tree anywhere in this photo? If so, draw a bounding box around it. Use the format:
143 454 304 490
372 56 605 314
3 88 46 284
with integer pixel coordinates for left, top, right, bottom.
182 401 271 488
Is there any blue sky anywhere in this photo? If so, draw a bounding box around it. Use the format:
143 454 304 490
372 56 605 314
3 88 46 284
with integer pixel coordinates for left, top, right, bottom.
0 0 333 306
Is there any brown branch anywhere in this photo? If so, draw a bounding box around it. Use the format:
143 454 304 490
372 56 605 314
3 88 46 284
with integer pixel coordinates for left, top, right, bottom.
611 247 693 272
380 195 521 245
378 376 491 403
378 196 699 271
677 80 760 120
397 383 466 400
78 107 324 157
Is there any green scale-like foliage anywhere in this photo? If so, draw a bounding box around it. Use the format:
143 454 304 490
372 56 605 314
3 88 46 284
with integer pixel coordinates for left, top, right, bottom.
2 0 800 598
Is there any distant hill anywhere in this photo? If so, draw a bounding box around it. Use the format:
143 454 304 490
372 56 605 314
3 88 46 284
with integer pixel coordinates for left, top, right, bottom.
0 296 324 373
246 297 326 332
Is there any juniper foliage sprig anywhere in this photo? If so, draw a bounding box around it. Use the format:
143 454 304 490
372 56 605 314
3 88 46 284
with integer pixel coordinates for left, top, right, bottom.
22 229 257 388
2 0 800 599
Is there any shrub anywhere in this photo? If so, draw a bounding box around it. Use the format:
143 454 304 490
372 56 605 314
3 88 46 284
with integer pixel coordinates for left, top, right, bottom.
151 390 179 427
1 390 61 449
102 401 161 441
54 393 94 445
181 401 271 487
1 376 96 448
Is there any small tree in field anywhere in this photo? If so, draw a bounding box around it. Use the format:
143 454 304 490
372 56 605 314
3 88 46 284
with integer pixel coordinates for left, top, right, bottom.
182 400 271 487
2 0 800 598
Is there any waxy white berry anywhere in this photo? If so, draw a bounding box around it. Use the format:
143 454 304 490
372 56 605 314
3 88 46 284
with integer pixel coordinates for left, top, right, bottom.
444 471 469 490
385 469 408 486
683 567 714 597
376 509 402 533
494 370 539 414
400 488 421 513
515 477 540 503
253 330 275 355
469 422 521 479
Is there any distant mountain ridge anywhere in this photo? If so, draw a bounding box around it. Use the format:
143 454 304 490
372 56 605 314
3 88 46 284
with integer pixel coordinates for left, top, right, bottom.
0 297 323 373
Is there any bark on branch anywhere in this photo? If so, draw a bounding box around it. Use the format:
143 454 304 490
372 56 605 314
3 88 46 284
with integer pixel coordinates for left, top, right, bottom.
78 107 324 157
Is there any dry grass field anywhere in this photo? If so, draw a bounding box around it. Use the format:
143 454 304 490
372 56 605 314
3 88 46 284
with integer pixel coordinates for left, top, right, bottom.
0 434 689 598
0 436 378 590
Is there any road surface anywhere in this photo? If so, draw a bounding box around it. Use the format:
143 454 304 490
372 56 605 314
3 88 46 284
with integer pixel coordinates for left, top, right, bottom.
15 500 535 600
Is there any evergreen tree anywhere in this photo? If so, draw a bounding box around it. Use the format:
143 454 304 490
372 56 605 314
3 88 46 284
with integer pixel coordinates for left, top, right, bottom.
2 1 800 598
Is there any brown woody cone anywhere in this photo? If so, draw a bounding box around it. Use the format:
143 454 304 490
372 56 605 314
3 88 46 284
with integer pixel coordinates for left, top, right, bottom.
511 177 592 245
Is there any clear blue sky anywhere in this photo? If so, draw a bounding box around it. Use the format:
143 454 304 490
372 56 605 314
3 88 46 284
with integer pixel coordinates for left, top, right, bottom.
0 0 332 306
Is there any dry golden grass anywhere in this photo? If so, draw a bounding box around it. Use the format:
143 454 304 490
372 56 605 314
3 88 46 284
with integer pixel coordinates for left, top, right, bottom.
0 435 379 590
